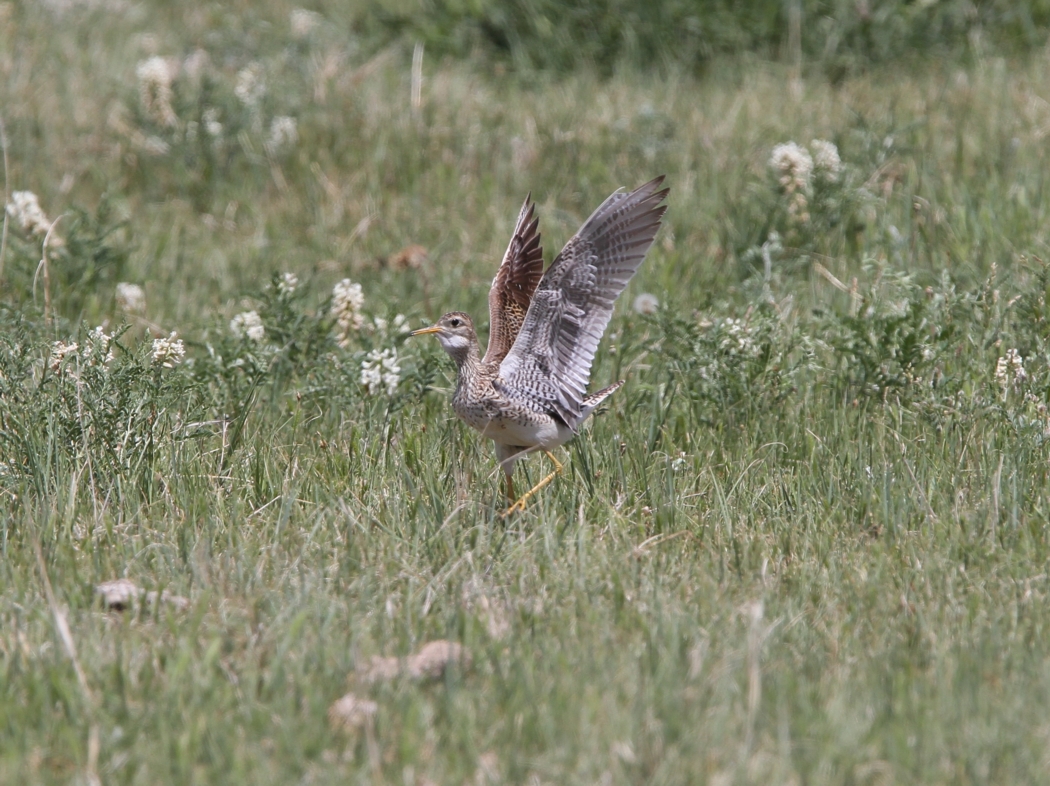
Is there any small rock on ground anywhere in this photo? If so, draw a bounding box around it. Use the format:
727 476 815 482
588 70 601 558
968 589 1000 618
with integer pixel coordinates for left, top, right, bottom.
327 693 379 731
95 578 189 611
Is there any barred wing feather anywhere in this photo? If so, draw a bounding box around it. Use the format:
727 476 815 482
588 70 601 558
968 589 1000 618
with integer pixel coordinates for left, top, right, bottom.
497 177 668 426
482 194 544 365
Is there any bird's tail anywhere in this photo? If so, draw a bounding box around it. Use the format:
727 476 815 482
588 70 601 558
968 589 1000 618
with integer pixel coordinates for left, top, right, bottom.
578 380 624 425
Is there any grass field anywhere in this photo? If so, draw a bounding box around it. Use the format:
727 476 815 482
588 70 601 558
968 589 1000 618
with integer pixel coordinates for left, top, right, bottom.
4 3 1050 784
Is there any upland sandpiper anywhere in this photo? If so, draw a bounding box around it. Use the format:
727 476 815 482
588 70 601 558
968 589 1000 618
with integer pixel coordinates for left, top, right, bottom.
411 177 668 515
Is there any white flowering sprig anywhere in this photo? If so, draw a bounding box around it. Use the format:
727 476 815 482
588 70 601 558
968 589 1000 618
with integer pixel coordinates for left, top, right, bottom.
770 142 813 192
49 341 79 373
716 317 763 360
230 310 265 342
810 139 842 183
995 348 1026 396
136 56 178 128
151 332 186 368
48 328 117 377
360 347 401 396
202 107 223 138
369 313 411 339
116 282 146 314
266 116 298 154
276 272 299 298
85 326 116 367
769 142 812 225
6 191 53 239
331 279 365 348
234 63 266 109
290 8 321 38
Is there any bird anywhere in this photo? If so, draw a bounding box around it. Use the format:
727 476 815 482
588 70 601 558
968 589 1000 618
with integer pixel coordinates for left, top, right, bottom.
410 177 668 515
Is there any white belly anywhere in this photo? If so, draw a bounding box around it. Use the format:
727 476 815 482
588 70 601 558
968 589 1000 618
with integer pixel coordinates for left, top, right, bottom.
461 408 569 449
497 416 567 448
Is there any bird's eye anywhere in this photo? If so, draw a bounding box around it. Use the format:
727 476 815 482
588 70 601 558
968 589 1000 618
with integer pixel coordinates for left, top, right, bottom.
449 318 462 327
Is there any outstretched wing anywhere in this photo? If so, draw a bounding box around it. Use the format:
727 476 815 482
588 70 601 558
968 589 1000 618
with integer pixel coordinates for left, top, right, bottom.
497 177 668 426
482 194 544 365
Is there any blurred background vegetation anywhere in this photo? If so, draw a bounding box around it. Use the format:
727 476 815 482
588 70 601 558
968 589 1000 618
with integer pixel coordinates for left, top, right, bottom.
365 0 1050 75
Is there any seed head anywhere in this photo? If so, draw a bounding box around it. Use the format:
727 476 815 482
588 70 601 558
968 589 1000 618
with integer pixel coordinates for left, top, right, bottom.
632 293 659 315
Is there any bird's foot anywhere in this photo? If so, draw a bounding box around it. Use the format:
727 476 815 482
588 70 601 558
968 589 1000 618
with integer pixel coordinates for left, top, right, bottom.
500 497 529 518
499 451 563 517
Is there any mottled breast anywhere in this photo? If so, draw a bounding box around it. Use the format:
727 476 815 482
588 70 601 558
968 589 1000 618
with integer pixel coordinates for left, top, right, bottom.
451 385 564 447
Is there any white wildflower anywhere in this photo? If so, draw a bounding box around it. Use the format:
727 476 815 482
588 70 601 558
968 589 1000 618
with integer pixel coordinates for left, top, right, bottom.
671 453 688 472
810 139 842 181
770 142 813 225
277 272 299 296
49 341 78 373
718 318 761 359
6 191 52 238
331 279 365 347
135 56 177 127
202 107 223 137
266 116 298 153
290 8 321 38
234 63 266 107
151 332 186 368
116 282 146 314
230 310 265 342
788 192 810 223
86 326 115 366
371 313 411 337
360 347 401 396
632 293 659 315
141 135 171 156
88 326 111 345
994 356 1008 389
995 348 1026 393
769 142 813 193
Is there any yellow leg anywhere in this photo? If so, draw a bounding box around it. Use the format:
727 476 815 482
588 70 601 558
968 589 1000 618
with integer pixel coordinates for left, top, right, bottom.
504 473 516 503
501 451 563 517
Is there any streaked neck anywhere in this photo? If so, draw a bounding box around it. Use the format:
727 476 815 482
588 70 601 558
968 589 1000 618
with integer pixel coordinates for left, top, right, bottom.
445 336 480 375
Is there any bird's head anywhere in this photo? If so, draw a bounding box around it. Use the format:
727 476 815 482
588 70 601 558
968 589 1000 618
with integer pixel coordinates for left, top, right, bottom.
409 311 478 359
